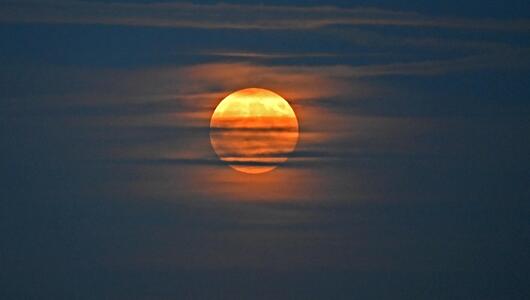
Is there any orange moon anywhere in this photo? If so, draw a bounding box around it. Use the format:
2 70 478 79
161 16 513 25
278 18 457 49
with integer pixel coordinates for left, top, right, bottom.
210 88 299 174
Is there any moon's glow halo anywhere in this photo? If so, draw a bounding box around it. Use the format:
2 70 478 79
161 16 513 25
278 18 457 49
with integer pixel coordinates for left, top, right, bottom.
209 88 299 174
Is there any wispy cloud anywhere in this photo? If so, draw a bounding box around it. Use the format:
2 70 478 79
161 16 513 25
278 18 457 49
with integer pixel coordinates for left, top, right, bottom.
178 49 530 98
5 47 528 121
1 0 529 31
4 46 528 175
199 51 343 59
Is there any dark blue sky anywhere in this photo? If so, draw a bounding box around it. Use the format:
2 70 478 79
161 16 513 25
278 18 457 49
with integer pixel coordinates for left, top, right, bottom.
1 1 529 299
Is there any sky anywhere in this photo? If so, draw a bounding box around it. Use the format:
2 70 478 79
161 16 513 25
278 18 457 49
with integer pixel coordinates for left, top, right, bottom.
1 1 529 299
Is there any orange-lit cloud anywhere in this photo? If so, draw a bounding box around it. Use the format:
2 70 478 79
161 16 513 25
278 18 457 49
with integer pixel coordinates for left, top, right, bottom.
8 53 528 187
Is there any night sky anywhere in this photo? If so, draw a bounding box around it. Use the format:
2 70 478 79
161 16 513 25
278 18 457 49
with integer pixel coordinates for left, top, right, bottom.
1 1 530 299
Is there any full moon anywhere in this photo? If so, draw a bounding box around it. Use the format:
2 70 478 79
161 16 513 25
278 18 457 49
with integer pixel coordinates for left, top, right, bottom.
210 88 299 174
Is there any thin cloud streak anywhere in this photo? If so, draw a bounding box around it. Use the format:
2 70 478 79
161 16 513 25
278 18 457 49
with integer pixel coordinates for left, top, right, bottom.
199 51 357 59
6 50 528 121
1 0 529 31
179 50 530 99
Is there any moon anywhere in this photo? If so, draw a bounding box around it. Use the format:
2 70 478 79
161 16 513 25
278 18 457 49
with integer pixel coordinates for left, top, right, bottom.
210 88 299 174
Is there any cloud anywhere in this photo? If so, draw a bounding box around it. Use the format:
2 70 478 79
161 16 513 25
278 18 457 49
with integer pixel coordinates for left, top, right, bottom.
1 0 529 31
3 52 528 178
200 51 341 59
178 49 530 98
4 47 528 127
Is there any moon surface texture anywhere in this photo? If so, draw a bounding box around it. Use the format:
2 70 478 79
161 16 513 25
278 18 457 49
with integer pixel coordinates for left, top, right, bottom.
210 88 299 174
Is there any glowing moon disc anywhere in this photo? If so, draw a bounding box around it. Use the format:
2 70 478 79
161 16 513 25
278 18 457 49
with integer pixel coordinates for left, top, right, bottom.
210 88 299 174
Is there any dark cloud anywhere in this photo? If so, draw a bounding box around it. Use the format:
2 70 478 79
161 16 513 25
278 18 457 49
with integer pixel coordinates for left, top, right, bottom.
1 1 530 299
2 1 530 31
